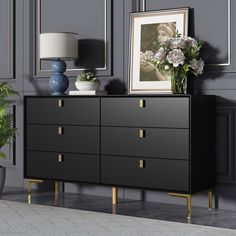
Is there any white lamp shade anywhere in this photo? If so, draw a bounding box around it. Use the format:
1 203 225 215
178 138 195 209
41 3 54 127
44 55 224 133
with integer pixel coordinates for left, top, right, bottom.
40 32 79 60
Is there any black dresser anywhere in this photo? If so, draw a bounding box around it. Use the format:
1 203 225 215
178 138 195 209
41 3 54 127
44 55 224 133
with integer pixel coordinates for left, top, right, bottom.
24 95 215 218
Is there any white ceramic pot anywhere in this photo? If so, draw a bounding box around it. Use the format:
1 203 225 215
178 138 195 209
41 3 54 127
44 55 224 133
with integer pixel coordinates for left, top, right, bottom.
75 80 100 91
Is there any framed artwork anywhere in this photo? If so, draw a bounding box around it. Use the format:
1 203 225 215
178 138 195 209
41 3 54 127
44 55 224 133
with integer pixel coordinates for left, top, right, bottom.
128 8 189 94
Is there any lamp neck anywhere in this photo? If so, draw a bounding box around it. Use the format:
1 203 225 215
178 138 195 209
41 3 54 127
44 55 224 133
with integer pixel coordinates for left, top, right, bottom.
51 59 66 74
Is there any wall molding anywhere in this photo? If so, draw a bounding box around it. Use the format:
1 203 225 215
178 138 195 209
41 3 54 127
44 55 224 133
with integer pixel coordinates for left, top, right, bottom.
209 0 231 67
216 107 234 183
0 0 14 79
34 0 112 77
141 0 146 11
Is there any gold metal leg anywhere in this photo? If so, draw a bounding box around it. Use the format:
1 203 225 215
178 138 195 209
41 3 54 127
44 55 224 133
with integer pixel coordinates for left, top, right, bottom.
168 193 192 219
186 195 191 219
208 190 212 210
28 194 31 204
55 181 60 194
27 180 31 195
112 187 118 205
27 179 43 204
27 180 31 204
27 179 43 194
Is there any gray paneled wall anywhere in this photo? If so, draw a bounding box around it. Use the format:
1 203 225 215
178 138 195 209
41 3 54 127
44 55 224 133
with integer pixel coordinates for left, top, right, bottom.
0 0 236 209
0 0 14 79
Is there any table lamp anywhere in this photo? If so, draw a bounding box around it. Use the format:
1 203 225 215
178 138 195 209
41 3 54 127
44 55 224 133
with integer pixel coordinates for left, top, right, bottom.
40 32 79 95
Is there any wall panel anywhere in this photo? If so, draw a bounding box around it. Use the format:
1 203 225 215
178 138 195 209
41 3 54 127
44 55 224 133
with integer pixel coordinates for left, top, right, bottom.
215 108 234 183
0 0 14 79
34 0 112 78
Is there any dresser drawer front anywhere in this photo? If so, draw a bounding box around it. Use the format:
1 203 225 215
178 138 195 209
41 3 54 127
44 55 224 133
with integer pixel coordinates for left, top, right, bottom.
101 156 189 191
27 125 99 154
26 97 99 125
101 97 189 128
26 151 100 183
101 127 189 160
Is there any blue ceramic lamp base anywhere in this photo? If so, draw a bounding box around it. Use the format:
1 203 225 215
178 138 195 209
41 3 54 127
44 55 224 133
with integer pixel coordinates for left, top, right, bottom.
49 59 69 96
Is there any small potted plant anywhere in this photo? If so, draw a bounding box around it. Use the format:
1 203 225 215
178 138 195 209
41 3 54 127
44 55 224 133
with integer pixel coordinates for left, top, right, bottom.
0 82 18 193
75 71 100 91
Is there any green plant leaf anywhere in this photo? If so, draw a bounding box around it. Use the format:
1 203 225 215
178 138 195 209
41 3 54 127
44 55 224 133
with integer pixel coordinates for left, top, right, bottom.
0 82 18 159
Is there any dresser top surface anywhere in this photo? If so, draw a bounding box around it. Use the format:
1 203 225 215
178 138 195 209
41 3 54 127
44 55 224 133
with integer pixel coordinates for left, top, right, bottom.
24 94 214 98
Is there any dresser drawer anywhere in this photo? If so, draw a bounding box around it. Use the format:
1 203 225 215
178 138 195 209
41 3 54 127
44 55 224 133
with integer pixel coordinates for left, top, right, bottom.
101 127 189 160
101 156 189 191
26 97 99 125
101 97 189 128
26 151 100 183
27 125 99 154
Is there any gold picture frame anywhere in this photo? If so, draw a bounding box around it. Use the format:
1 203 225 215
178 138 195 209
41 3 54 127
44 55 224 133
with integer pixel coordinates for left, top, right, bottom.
128 8 189 94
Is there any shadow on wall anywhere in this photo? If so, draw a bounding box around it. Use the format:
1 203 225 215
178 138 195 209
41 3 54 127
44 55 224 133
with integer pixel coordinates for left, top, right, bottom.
187 8 225 93
188 42 225 94
105 79 127 95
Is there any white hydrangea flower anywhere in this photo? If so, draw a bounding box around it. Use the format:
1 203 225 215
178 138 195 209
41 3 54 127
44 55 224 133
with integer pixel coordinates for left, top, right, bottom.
167 49 185 67
190 59 199 70
184 37 198 48
196 58 204 75
154 47 166 62
170 38 186 49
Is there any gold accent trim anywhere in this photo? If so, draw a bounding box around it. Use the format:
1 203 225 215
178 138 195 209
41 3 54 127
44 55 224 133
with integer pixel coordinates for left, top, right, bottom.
139 99 145 108
139 160 145 168
112 187 117 205
58 127 63 135
58 99 63 108
139 129 145 138
58 154 63 162
208 190 212 210
168 193 192 219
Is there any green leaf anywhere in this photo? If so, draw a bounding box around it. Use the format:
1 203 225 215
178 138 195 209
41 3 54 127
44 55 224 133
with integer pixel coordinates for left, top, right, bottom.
0 82 18 159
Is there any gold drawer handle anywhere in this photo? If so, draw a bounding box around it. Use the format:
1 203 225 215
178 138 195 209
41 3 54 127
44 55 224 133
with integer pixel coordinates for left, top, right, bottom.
58 99 64 108
139 129 145 138
139 99 145 108
58 154 64 162
58 127 64 135
139 160 145 168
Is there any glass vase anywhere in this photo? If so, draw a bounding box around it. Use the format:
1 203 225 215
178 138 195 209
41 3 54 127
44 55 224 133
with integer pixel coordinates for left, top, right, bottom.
171 72 187 94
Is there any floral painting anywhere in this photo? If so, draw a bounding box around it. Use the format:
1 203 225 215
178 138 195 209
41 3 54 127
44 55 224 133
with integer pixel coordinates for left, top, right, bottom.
129 8 189 94
140 22 176 82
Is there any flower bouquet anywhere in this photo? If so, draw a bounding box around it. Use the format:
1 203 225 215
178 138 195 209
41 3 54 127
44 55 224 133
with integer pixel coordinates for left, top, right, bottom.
150 33 204 94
